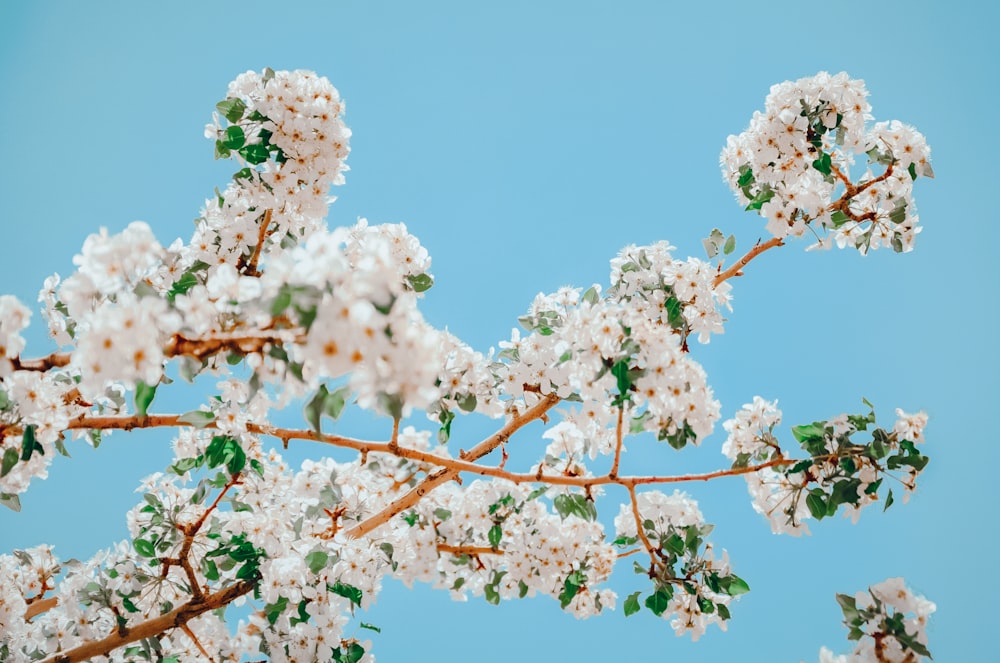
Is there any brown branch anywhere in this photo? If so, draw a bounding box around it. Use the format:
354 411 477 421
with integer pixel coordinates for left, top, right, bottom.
627 485 662 571
15 331 302 375
41 580 254 663
713 236 784 287
609 406 624 479
11 354 71 372
436 544 503 556
344 393 562 540
179 622 212 660
24 596 58 621
242 209 273 277
63 413 799 490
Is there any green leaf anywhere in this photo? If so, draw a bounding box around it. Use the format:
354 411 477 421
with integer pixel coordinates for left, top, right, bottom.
178 410 215 428
306 551 329 575
884 489 895 511
664 533 685 556
328 581 363 608
264 596 289 625
806 492 827 520
167 270 200 302
582 286 600 305
723 234 736 255
792 422 827 444
559 569 587 608
830 210 851 228
553 493 598 521
20 425 42 461
304 385 350 433
222 125 246 150
812 152 833 175
526 485 549 501
717 603 732 620
644 588 672 616
239 143 270 165
0 493 21 512
433 508 452 521
744 186 775 211
726 575 750 596
360 622 381 633
737 165 754 188
205 435 246 476
406 273 434 293
134 381 157 418
134 539 156 558
624 591 642 617
456 393 477 413
664 296 685 330
201 557 219 582
214 140 231 159
216 98 247 123
488 524 502 550
889 200 907 225
0 448 18 478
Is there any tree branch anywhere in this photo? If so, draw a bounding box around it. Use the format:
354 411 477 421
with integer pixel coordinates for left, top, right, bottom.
344 393 562 540
41 580 254 663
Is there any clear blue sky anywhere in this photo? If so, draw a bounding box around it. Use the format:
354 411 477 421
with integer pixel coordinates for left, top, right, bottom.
1 2 995 661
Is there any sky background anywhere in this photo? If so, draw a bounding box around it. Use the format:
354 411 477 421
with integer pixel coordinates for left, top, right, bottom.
0 1 996 661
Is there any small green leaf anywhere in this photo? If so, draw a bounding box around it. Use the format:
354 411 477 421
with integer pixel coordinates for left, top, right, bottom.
239 143 270 165
744 186 775 211
726 575 750 596
488 524 502 550
328 581 363 608
360 622 381 633
812 152 833 175
664 533 685 556
830 210 851 228
178 410 215 428
264 596 289 625
167 270 200 302
723 234 736 255
0 493 21 512
306 551 329 575
134 539 156 558
216 98 247 123
644 588 672 616
20 425 42 462
624 591 642 617
456 393 477 413
134 381 157 418
1 448 17 478
553 493 598 521
406 273 434 293
806 492 827 520
222 125 246 150
884 489 895 511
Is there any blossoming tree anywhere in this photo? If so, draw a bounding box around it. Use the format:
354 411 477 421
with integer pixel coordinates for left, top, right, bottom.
0 69 935 663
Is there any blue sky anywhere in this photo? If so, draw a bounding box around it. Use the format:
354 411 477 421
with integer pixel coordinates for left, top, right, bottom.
1 1 996 660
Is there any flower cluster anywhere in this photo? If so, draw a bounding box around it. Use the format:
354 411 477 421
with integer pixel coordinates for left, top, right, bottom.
723 401 930 536
816 578 934 662
613 491 747 640
194 68 351 272
721 71 932 253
